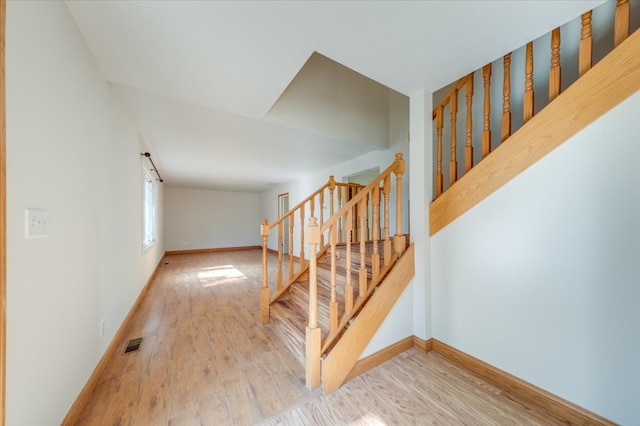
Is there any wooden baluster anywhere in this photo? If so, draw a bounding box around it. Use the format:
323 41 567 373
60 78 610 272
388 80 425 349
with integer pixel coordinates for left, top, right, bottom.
319 190 324 247
549 28 561 102
310 197 315 223
327 177 335 246
502 53 512 142
449 88 458 185
305 217 321 390
383 176 391 265
579 11 593 78
337 185 343 243
288 213 294 280
348 187 355 242
615 0 630 47
436 106 444 197
362 192 368 242
329 225 338 332
524 42 534 124
260 219 270 324
366 192 371 241
344 209 353 314
371 185 381 281
277 223 283 290
353 187 360 243
464 74 474 173
482 64 491 157
299 207 305 269
358 197 367 296
393 153 406 255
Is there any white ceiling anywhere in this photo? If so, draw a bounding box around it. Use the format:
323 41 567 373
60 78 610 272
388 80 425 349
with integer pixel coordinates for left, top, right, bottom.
65 0 604 192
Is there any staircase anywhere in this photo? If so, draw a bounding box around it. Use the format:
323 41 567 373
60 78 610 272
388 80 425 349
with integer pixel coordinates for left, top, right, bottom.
260 154 414 394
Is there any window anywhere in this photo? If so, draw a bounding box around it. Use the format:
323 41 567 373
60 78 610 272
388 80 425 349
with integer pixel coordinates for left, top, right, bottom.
142 168 157 249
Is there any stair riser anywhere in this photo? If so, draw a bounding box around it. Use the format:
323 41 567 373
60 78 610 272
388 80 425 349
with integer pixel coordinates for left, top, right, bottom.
269 307 305 367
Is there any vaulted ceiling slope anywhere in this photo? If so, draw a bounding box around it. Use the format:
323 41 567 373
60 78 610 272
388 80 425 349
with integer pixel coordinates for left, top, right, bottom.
65 0 604 192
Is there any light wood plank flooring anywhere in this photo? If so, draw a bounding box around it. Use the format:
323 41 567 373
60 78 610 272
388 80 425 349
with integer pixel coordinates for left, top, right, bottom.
75 249 566 425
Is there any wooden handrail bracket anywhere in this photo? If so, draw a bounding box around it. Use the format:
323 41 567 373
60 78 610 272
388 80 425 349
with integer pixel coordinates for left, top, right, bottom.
430 29 640 236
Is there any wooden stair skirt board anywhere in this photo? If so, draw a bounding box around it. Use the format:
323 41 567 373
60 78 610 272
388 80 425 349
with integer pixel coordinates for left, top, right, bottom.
430 29 640 236
321 244 415 394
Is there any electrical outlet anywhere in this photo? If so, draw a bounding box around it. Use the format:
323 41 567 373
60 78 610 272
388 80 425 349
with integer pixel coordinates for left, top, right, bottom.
25 208 49 238
99 319 105 339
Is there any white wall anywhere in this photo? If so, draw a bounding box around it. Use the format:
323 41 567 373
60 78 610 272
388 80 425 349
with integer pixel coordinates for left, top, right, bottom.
164 187 261 251
6 2 164 424
431 91 640 424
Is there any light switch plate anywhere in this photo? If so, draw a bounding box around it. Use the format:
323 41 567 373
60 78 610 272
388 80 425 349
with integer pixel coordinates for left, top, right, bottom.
25 208 49 238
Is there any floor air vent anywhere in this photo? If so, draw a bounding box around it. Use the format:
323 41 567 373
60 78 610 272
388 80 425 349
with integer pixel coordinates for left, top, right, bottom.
123 337 143 354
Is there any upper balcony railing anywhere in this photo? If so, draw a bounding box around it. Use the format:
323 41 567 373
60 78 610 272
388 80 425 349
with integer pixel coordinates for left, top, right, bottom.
433 0 636 199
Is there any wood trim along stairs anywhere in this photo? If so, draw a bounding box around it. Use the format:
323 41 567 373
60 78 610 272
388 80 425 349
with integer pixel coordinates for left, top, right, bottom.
348 336 615 426
61 257 166 425
322 244 415 394
430 28 640 236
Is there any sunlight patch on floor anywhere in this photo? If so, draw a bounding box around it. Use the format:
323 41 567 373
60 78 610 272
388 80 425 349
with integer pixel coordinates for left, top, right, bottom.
349 414 388 425
198 264 246 286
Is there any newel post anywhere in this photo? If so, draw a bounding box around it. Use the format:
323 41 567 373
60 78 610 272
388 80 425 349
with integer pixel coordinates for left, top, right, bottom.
393 153 407 255
260 219 270 324
305 217 321 390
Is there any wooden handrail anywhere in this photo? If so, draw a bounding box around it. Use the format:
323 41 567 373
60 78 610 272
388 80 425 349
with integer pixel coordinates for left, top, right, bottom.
432 0 635 201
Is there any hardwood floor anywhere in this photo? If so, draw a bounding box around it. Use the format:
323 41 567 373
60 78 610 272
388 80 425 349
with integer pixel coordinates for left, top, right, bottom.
75 249 567 425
